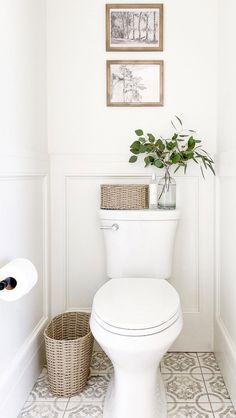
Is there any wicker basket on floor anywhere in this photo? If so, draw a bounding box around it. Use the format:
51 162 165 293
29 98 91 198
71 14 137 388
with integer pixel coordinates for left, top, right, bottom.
44 312 94 396
101 184 149 210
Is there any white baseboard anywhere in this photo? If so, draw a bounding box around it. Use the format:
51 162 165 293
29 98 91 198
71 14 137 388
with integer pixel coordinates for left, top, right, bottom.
215 317 236 408
0 317 48 418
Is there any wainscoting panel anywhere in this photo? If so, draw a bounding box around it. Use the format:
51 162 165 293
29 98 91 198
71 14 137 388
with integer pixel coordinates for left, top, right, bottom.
0 155 49 418
215 151 236 407
51 155 214 351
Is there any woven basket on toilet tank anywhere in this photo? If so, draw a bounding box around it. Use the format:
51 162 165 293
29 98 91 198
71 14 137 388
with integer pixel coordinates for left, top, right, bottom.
44 312 94 396
101 184 149 210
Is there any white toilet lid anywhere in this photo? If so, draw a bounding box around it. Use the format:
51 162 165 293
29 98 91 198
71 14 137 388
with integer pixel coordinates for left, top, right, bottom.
92 278 180 336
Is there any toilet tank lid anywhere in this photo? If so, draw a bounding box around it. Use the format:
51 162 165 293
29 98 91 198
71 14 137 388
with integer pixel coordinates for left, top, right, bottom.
99 209 180 221
92 278 180 331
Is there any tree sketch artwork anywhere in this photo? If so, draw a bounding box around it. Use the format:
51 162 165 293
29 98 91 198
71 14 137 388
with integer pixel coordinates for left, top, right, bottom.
111 65 146 103
106 5 163 51
107 61 163 107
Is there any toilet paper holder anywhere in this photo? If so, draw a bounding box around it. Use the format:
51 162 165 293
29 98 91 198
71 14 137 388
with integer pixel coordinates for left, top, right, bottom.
0 277 17 291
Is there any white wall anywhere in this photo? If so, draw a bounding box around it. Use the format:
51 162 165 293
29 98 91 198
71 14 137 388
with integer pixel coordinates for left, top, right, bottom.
48 0 217 351
215 0 236 408
0 2 48 417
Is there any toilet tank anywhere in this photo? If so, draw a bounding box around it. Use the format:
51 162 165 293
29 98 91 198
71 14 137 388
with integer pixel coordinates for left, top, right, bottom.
99 209 180 279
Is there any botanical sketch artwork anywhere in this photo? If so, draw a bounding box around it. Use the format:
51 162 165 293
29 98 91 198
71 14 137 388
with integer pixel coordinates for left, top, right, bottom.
106 4 163 51
107 61 163 107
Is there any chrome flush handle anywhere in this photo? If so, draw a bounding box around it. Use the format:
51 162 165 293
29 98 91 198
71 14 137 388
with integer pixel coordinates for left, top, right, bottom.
100 224 119 231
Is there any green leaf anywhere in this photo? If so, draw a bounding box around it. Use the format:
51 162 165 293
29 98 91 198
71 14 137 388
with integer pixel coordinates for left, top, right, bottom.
188 136 195 149
174 165 182 173
130 149 140 155
185 151 194 159
147 133 155 143
139 144 147 153
139 137 146 143
145 144 154 152
135 129 144 137
171 153 181 163
154 159 164 168
156 139 165 152
171 120 177 131
129 155 138 163
200 165 205 179
202 157 207 169
175 115 183 126
130 140 141 149
167 141 175 151
144 156 151 166
206 162 216 175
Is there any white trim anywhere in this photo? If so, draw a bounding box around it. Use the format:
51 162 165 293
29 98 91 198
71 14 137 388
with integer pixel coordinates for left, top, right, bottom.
214 163 236 407
42 175 50 319
66 307 91 313
215 317 236 408
0 317 48 418
0 153 49 177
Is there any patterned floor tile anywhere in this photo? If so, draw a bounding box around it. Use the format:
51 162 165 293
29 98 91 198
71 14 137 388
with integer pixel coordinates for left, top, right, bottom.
167 402 214 417
161 352 202 375
27 368 69 402
19 352 236 418
204 375 231 403
18 401 67 418
90 352 103 376
211 403 236 417
93 351 113 375
163 374 209 403
198 353 221 375
64 402 103 418
69 374 110 403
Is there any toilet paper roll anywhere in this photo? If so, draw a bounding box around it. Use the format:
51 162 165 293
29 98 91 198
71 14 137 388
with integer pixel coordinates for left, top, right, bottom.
0 258 38 302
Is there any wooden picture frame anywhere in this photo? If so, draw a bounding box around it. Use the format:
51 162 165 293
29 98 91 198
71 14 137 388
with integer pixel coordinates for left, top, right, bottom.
106 4 163 51
107 60 164 107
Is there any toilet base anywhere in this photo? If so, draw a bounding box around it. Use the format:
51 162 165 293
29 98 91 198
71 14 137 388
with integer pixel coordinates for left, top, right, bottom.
90 308 183 418
103 368 167 418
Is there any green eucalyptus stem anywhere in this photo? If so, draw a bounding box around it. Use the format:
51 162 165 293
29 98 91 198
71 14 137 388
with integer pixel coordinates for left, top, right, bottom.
128 116 215 179
158 167 172 202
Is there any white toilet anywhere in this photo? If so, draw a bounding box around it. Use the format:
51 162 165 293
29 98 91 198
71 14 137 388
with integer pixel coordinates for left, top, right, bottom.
90 209 183 418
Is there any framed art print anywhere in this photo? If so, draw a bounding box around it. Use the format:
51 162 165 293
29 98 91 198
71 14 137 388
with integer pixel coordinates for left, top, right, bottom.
106 4 163 51
107 60 164 107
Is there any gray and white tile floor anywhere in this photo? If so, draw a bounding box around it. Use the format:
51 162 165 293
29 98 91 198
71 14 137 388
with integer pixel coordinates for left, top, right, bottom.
19 352 236 418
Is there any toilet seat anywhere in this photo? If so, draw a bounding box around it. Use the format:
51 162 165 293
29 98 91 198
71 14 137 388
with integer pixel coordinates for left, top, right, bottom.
92 278 181 337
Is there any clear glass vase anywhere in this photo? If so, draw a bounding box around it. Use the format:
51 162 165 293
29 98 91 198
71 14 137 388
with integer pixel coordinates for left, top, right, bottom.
158 169 176 210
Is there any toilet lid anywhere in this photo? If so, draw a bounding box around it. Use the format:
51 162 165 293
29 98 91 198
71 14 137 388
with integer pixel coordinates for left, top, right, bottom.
92 278 180 335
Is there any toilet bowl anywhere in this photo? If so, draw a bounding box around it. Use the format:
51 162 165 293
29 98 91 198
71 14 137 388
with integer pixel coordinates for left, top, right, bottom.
90 209 182 418
90 278 183 418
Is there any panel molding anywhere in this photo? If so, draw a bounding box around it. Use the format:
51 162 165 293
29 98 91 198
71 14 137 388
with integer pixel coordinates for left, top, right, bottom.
51 154 214 351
